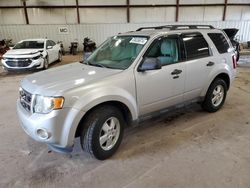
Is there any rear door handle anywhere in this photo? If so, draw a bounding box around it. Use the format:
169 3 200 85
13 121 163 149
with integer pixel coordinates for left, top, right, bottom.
207 61 214 66
171 69 182 75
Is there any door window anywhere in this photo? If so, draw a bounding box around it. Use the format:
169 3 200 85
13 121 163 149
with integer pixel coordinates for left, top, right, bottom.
49 40 56 46
207 33 230 54
144 36 180 66
46 40 51 48
182 33 210 60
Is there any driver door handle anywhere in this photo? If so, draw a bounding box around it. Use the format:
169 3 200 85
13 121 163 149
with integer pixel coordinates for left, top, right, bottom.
207 61 214 66
171 69 182 75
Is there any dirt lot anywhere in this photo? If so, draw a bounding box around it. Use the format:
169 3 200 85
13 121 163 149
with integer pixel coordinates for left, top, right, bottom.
0 55 250 188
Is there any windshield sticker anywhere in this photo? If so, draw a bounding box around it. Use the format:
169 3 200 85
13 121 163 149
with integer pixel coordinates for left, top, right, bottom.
129 37 147 45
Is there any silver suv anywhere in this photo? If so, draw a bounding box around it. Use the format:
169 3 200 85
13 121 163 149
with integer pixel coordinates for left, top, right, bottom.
17 25 237 160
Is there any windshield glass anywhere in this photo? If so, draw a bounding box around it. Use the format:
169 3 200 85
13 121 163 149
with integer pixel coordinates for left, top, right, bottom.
13 41 44 49
85 36 148 70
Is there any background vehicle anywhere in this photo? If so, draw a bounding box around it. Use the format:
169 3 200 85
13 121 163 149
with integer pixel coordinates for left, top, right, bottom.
223 28 240 61
1 39 62 71
17 25 236 160
83 37 96 60
0 39 12 59
69 41 78 55
83 37 96 53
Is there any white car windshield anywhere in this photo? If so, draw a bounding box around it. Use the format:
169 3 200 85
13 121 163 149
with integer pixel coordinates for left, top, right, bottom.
13 41 44 49
85 36 148 70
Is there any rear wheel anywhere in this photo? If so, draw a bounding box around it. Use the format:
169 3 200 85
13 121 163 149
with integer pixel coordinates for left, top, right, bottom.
80 105 125 160
202 78 227 112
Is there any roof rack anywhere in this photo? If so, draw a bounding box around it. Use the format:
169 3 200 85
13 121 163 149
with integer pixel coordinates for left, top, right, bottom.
136 25 214 31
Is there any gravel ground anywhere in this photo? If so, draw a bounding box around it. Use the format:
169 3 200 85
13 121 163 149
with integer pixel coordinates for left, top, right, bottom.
0 55 250 188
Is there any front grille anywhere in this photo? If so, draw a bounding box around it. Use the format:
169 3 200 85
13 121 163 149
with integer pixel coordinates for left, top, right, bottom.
6 58 32 67
20 88 33 112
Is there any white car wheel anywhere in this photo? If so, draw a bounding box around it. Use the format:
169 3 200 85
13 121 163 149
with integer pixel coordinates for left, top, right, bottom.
43 57 49 70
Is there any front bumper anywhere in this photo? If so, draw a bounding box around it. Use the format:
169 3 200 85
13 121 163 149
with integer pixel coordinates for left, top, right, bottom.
17 99 79 152
1 58 44 71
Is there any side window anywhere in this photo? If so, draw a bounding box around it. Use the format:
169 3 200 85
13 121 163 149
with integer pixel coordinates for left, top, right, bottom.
144 37 180 66
182 33 210 60
50 40 56 46
46 40 51 48
207 33 230 54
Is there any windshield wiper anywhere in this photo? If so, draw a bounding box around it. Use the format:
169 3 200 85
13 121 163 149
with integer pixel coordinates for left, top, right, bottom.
87 62 107 68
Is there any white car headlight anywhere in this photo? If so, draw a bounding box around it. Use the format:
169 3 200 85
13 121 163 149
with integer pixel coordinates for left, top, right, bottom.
34 95 64 114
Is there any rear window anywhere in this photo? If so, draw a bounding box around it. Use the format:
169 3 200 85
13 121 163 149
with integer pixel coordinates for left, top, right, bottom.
183 33 210 60
208 33 230 54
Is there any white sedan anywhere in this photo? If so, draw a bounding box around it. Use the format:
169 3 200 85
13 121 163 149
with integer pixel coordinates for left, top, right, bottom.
1 38 62 71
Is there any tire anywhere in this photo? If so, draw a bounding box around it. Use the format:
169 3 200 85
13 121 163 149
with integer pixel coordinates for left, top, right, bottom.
202 78 227 112
43 57 49 70
57 52 62 62
80 105 125 160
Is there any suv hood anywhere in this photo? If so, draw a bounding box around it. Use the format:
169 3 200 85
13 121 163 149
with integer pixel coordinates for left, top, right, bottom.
21 62 122 96
223 28 239 39
4 49 43 56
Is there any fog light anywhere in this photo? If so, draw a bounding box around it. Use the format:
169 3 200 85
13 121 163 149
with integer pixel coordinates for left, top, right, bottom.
36 128 50 140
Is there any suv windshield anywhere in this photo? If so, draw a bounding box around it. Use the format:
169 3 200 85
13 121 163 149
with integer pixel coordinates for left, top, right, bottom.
85 36 148 70
13 41 44 49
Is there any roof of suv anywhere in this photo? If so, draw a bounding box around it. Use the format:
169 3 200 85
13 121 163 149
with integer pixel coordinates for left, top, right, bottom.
119 25 222 37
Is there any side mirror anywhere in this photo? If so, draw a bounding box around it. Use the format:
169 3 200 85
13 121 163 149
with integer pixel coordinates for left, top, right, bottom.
138 58 162 72
47 46 52 49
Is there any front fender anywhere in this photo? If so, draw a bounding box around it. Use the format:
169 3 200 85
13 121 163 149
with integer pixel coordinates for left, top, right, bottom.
72 86 138 120
64 86 138 147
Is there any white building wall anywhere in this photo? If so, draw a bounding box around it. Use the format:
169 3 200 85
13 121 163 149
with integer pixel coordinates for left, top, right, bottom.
0 0 249 48
78 0 126 5
130 7 176 23
0 0 249 24
130 0 176 5
79 8 127 23
26 0 76 6
0 21 250 51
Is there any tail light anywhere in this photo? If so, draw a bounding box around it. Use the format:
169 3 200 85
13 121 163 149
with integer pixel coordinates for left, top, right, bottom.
232 55 237 69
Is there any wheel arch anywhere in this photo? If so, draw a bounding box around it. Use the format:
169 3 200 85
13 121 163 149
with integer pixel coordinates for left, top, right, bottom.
201 71 231 97
74 100 134 138
214 73 230 90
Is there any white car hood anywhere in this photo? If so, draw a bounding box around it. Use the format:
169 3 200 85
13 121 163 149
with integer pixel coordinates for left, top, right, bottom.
21 62 122 96
4 49 43 57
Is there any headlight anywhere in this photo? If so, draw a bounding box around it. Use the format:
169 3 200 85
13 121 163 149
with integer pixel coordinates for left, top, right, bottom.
32 54 42 60
34 95 64 114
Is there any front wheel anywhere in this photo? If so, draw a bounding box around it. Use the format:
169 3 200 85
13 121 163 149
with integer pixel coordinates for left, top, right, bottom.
202 78 227 112
43 57 49 70
80 105 125 160
57 52 62 62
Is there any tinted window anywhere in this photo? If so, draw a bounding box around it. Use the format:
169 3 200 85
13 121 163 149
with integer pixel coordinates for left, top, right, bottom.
208 33 230 54
183 33 210 60
46 40 50 48
13 41 44 49
50 40 56 46
144 37 180 66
